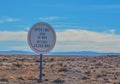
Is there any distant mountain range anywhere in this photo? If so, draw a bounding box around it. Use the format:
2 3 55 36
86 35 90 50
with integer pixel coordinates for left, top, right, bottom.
49 51 120 56
0 50 34 55
0 50 120 56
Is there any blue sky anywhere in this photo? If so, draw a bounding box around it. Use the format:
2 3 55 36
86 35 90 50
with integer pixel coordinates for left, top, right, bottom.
0 0 120 52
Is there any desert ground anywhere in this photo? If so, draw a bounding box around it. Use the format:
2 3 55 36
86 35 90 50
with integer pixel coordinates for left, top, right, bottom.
0 54 120 84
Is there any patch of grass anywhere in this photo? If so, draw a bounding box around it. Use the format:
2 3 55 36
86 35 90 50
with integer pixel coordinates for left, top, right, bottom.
17 77 25 80
53 78 65 84
13 63 22 67
58 67 68 72
0 78 9 82
44 79 49 81
49 58 54 62
28 76 37 80
81 76 88 80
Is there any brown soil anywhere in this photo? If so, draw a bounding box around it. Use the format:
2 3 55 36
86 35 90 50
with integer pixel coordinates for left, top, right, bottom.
0 55 120 84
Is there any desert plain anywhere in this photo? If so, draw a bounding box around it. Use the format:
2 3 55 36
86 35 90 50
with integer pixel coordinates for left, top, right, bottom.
0 54 120 84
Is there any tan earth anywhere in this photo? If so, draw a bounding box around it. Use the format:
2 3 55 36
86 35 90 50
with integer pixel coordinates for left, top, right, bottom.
0 54 120 84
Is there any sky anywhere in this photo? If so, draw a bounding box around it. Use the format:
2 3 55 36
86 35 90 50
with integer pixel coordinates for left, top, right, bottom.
0 0 120 52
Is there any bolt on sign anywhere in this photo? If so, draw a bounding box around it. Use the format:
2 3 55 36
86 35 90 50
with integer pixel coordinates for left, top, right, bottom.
28 22 56 54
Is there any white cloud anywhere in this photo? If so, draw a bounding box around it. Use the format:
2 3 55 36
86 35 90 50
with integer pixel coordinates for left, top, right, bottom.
55 29 120 52
24 26 30 31
0 29 120 52
57 29 120 42
38 16 59 21
0 18 19 23
108 29 116 34
11 45 32 51
6 18 19 22
0 31 27 41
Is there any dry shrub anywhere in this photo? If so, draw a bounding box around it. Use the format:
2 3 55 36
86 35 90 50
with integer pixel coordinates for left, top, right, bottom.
58 67 68 72
53 78 65 84
0 71 16 81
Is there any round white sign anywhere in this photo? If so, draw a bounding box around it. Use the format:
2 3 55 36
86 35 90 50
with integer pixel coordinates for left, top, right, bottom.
28 22 56 54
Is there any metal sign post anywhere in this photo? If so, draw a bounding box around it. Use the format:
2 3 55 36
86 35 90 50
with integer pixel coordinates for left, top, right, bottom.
40 54 43 82
27 22 56 82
